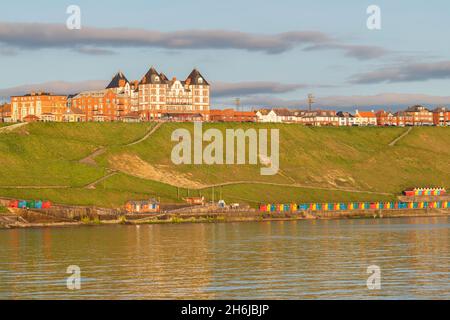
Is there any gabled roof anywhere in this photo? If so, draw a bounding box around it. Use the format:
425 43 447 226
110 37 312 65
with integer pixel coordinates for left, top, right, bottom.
185 68 209 86
140 66 163 85
106 71 129 89
256 109 271 115
159 72 169 83
433 106 447 112
337 111 354 117
356 111 376 118
303 110 337 117
273 108 295 116
405 105 430 112
0 104 11 113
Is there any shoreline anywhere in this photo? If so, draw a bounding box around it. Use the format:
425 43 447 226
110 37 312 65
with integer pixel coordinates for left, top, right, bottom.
1 208 449 229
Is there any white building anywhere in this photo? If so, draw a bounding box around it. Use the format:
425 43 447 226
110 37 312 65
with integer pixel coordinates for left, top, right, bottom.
354 110 377 126
337 111 357 126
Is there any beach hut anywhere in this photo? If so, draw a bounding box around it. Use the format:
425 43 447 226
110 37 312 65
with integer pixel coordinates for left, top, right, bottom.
125 199 160 214
8 200 18 208
18 200 27 209
42 201 52 209
35 200 43 209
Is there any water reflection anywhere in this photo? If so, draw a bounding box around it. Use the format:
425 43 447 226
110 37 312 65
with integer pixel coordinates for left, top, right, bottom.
0 217 449 299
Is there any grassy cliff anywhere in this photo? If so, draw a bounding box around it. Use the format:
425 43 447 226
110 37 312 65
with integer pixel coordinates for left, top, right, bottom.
0 122 448 207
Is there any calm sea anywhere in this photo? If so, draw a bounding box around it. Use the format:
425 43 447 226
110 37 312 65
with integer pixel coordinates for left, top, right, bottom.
0 217 449 299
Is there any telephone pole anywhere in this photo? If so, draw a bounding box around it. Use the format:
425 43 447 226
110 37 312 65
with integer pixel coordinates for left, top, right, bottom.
307 94 315 111
235 98 241 111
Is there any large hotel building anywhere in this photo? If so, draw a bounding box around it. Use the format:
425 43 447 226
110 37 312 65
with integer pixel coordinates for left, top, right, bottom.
10 66 210 122
71 67 210 121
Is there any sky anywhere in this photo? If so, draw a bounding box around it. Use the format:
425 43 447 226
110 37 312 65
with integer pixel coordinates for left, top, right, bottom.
1 0 450 109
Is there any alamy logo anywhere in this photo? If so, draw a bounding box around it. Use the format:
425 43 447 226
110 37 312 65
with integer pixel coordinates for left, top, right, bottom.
66 265 81 290
366 5 381 30
66 5 81 30
366 265 381 290
171 122 279 175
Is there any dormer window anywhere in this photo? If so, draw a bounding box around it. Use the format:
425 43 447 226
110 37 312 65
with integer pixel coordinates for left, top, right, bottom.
155 76 160 82
198 77 203 84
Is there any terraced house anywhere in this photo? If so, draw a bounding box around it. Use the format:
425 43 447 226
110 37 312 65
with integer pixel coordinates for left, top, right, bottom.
432 107 450 126
404 105 434 125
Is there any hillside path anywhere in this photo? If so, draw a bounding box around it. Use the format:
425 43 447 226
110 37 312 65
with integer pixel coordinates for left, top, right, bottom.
203 180 394 196
79 147 107 166
389 127 413 146
78 122 161 167
84 171 118 189
0 122 27 133
125 122 162 146
0 185 70 189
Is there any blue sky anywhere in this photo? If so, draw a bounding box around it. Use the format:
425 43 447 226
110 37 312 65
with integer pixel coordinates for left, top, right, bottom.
1 0 450 109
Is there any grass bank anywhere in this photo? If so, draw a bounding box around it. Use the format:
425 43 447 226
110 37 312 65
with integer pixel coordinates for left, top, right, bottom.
0 123 448 207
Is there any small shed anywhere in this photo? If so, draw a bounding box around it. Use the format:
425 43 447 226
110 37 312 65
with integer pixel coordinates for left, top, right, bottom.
183 196 205 206
125 199 160 214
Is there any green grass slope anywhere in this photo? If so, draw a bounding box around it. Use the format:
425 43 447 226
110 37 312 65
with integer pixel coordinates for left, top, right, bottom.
0 122 448 207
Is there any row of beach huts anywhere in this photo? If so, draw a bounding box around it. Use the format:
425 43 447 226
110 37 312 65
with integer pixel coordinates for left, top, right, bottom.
259 201 449 213
8 200 52 209
5 188 447 214
260 187 447 213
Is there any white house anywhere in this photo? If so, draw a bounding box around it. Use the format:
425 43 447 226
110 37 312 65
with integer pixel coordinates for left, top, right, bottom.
255 109 281 122
337 111 357 126
354 110 377 126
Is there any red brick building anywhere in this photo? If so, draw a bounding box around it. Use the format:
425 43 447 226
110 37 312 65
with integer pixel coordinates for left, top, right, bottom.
394 111 414 126
375 110 396 126
404 105 433 125
0 103 12 122
70 89 132 122
433 107 450 126
209 109 257 122
300 110 339 126
10 92 67 122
